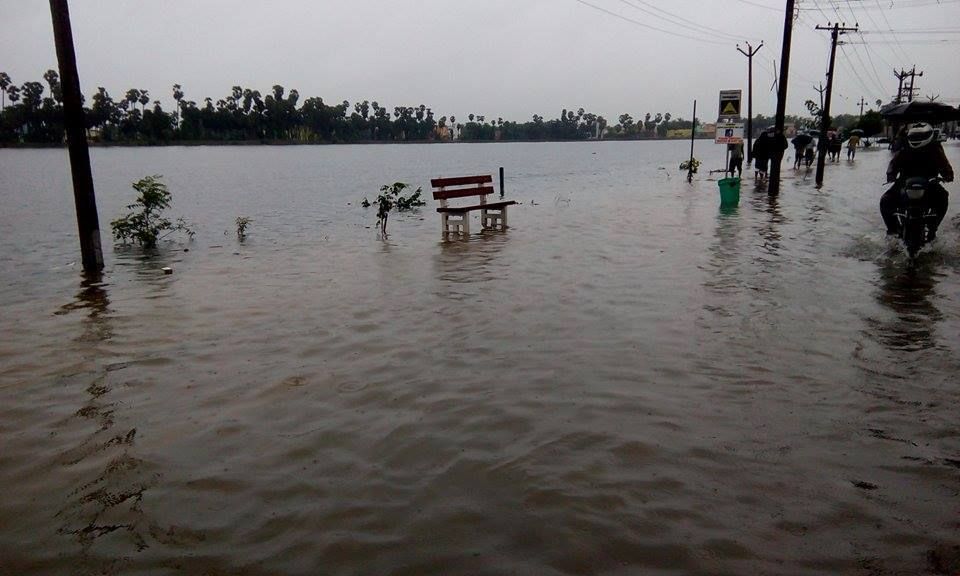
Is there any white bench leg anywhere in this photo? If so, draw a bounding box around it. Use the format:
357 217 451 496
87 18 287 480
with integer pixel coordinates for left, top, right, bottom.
482 209 508 230
442 213 469 237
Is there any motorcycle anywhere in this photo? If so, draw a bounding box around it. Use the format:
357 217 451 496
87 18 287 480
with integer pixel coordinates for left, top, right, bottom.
893 177 942 258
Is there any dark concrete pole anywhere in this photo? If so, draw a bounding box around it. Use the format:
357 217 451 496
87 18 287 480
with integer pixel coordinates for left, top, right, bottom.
49 0 103 272
815 23 857 186
737 41 763 164
815 25 840 186
687 100 697 183
768 0 796 196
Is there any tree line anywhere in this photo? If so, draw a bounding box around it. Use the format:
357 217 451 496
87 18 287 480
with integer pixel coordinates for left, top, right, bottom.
0 70 877 145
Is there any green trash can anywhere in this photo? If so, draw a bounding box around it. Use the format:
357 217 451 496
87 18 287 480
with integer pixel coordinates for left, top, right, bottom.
718 177 740 206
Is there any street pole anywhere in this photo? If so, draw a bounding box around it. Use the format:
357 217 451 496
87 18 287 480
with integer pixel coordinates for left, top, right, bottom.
906 66 923 102
858 96 866 120
49 0 103 272
815 23 858 186
815 83 826 112
768 0 796 196
687 99 697 183
894 69 908 104
737 41 763 164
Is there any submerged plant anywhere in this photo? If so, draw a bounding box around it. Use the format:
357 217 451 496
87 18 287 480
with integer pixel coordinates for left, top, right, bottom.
679 158 700 173
110 175 194 248
236 216 251 240
368 182 425 236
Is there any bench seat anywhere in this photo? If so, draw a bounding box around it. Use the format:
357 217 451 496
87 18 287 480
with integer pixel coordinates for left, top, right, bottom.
437 200 516 214
431 174 514 236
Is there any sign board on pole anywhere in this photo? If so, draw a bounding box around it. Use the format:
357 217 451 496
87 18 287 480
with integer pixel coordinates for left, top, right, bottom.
715 122 744 144
718 90 742 119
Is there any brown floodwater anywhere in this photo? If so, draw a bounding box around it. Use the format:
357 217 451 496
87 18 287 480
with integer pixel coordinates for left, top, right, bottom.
1 141 959 575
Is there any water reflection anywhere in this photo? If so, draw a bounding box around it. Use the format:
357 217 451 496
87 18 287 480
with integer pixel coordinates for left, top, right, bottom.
55 271 112 343
872 259 943 351
53 272 162 572
703 207 742 294
432 231 509 285
112 246 182 298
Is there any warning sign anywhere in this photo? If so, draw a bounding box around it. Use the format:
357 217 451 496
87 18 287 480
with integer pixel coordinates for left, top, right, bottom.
718 90 742 120
715 122 744 144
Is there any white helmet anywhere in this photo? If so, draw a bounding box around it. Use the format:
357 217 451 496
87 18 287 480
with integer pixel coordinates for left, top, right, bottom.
906 122 935 149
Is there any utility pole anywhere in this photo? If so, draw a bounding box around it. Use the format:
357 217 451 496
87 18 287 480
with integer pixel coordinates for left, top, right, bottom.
894 69 909 104
687 99 697 184
49 0 103 272
737 41 763 163
814 83 826 112
768 0 796 196
906 66 923 102
815 22 858 186
858 96 866 120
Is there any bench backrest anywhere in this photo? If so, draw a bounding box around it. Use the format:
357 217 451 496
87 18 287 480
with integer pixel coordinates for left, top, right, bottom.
431 176 495 207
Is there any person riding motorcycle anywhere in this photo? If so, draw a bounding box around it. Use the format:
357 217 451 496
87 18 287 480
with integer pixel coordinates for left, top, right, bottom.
880 122 954 238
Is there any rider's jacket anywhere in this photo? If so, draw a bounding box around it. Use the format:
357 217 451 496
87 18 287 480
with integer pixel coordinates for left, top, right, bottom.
887 143 955 183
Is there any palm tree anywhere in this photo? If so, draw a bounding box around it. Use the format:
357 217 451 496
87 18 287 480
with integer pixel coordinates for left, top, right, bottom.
138 89 149 112
124 89 140 116
0 72 10 110
172 84 184 128
43 70 61 104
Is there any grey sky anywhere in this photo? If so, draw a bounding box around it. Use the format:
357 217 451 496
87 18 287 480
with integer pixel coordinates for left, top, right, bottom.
2 0 958 123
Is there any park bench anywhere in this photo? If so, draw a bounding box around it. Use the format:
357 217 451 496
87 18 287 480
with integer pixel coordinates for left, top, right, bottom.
430 175 516 237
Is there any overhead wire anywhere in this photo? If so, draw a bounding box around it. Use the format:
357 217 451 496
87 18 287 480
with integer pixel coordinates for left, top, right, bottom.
728 0 782 11
824 2 892 99
571 0 728 45
817 0 960 9
616 0 762 42
869 0 913 64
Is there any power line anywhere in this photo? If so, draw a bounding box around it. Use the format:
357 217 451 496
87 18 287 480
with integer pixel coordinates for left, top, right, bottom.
616 0 761 42
809 0 960 9
870 0 912 64
571 0 728 45
854 33 892 98
729 0 782 11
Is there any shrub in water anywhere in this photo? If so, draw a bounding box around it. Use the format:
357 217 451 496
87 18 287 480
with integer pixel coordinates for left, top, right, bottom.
236 216 251 240
111 175 194 248
367 182 425 236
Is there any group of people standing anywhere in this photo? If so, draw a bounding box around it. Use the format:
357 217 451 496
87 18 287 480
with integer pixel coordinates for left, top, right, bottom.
723 121 953 243
723 127 789 180
748 127 788 180
729 127 864 180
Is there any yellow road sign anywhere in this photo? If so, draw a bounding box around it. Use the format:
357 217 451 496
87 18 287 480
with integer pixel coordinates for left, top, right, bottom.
719 90 742 119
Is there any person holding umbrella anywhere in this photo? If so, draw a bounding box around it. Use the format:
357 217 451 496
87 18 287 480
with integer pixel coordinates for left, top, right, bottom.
791 131 812 169
881 122 954 238
846 130 862 160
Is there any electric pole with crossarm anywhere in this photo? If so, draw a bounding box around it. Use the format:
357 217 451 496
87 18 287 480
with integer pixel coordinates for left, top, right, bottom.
737 41 763 164
815 22 858 187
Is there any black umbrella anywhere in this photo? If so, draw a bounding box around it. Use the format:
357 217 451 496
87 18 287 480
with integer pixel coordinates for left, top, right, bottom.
791 133 813 147
881 101 960 123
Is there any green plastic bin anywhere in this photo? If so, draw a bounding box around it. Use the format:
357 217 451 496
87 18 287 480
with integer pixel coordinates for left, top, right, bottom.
718 177 740 206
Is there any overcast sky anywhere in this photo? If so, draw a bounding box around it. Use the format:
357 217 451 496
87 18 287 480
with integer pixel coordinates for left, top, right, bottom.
2 0 958 123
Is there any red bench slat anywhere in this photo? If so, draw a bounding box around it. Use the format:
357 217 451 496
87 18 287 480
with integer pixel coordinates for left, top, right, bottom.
433 185 495 200
431 175 492 188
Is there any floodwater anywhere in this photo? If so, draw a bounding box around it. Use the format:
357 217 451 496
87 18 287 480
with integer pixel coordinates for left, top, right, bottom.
1 141 958 575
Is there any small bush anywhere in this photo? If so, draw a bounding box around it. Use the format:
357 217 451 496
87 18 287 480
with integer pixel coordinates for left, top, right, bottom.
111 175 194 248
236 216 251 239
366 182 425 236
